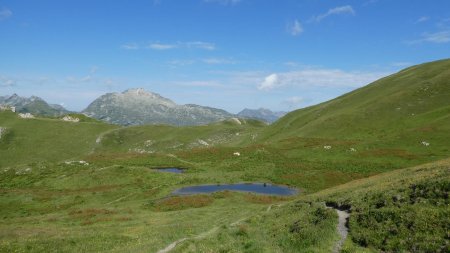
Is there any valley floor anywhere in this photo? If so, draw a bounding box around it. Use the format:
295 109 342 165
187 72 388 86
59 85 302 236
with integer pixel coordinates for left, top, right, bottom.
0 153 448 252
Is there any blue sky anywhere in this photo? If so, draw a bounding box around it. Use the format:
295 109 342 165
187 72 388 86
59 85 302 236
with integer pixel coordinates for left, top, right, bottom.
0 0 449 113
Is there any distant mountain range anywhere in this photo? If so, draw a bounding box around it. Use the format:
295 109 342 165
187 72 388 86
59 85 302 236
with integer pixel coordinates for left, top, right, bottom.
82 88 234 126
237 108 286 123
0 94 70 117
1 89 287 125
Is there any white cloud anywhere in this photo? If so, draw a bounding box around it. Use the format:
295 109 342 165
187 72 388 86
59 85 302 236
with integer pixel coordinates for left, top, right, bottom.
166 58 235 66
148 43 177 50
258 74 279 91
147 41 216 50
288 20 303 36
167 59 196 66
121 43 139 50
283 96 304 108
408 31 450 44
202 58 235 64
185 41 216 50
0 77 17 87
310 5 355 23
204 0 241 6
421 31 450 43
415 16 430 24
66 67 101 83
258 68 390 91
0 7 12 21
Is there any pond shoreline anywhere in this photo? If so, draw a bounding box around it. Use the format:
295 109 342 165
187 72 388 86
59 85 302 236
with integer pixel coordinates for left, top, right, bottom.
171 182 299 196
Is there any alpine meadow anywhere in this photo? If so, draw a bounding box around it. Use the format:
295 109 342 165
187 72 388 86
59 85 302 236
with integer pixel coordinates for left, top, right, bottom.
0 1 449 253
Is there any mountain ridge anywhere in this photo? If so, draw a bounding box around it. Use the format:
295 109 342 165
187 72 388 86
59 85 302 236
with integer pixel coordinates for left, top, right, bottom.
82 88 236 126
237 108 287 123
0 93 70 117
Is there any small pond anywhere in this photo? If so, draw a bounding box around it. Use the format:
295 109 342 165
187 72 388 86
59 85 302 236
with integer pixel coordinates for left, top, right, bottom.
155 168 185 174
172 183 297 196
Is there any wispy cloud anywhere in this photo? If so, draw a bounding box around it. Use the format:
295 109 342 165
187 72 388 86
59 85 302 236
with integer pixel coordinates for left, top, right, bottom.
257 68 389 91
415 16 430 24
408 30 450 44
121 41 216 51
283 96 304 109
310 5 355 23
121 43 139 50
185 41 216 50
148 43 177 50
287 19 303 36
65 67 101 84
166 58 236 67
0 76 17 87
204 0 242 6
148 41 216 50
167 59 196 66
202 58 235 64
0 7 12 21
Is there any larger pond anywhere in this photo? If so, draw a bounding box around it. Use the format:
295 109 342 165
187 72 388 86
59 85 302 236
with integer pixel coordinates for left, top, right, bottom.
172 183 297 196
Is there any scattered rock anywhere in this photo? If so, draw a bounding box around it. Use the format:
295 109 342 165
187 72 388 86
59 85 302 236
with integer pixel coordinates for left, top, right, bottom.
61 115 80 122
233 152 241 156
144 140 154 147
0 127 5 140
128 148 153 154
349 148 357 152
324 145 332 150
230 118 242 125
64 160 90 165
14 167 32 175
421 141 430 146
0 105 15 112
18 113 34 119
198 139 209 146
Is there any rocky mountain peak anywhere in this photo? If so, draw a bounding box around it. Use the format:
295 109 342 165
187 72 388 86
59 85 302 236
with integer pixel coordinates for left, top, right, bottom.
82 88 234 126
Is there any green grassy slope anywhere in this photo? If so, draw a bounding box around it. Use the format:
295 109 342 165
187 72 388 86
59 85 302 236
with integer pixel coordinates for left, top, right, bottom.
241 59 450 181
0 111 117 168
178 158 449 253
261 59 450 142
94 118 265 154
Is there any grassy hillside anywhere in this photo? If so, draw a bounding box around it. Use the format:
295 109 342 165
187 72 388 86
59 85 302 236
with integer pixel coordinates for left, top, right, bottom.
241 59 450 180
0 111 117 168
94 118 265 154
176 159 449 253
261 59 450 142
